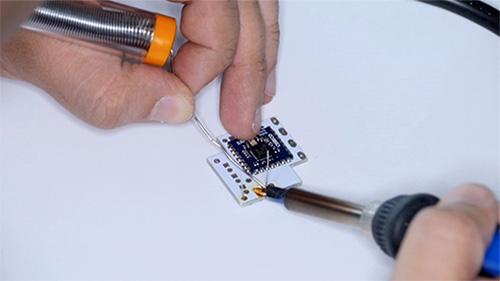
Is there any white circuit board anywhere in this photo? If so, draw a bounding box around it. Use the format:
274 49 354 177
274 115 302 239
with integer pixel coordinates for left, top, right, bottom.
207 117 307 206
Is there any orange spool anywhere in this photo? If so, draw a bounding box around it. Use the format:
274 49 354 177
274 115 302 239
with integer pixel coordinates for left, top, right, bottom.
144 14 177 67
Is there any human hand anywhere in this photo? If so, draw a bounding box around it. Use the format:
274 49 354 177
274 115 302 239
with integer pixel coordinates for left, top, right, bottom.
0 0 279 139
392 184 499 280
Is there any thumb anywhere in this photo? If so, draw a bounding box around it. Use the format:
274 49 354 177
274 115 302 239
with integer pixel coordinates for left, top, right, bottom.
1 31 194 129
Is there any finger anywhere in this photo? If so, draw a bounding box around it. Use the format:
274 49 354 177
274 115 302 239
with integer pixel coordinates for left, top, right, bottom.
258 0 279 104
220 0 267 140
392 184 498 280
1 31 193 128
0 0 40 43
172 0 239 95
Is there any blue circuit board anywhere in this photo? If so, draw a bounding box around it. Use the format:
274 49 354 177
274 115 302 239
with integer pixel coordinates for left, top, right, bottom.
227 126 293 174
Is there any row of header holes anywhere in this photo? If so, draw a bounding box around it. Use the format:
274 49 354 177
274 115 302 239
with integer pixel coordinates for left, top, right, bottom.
275 120 307 160
213 158 250 201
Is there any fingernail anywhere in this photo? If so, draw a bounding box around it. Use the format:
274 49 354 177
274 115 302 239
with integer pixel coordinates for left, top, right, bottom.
264 69 276 97
251 107 262 134
442 184 495 207
148 96 193 123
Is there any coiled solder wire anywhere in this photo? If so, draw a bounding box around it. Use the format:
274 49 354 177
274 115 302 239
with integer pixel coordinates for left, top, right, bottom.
22 1 156 58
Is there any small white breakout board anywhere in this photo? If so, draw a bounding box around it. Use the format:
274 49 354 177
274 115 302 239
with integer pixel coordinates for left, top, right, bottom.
207 117 307 206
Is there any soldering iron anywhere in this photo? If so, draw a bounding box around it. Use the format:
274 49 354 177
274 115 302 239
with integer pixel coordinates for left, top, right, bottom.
254 185 500 277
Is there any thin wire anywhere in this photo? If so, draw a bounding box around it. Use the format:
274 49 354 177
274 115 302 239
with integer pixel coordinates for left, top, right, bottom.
166 49 174 72
191 114 266 188
170 48 266 189
192 115 222 149
265 150 270 186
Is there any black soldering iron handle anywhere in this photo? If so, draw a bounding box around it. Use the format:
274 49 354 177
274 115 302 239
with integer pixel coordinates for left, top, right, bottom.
371 194 439 258
267 185 499 277
372 194 500 277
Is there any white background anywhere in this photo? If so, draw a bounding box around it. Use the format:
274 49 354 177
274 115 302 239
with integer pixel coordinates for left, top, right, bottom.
1 1 499 280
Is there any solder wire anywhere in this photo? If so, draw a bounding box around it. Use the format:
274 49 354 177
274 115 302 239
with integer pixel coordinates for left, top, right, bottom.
169 49 266 189
191 115 222 149
191 114 266 188
265 150 270 186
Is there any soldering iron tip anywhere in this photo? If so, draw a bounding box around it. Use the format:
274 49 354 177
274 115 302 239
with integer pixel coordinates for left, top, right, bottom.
253 187 267 198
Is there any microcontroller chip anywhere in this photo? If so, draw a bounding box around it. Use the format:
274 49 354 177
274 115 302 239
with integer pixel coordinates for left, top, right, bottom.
227 126 293 174
208 117 307 206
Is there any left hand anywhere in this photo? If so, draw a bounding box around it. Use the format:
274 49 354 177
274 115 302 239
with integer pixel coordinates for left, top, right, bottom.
1 0 280 139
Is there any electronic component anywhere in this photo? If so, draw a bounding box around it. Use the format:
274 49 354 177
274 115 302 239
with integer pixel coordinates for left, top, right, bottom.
227 126 293 174
207 117 307 206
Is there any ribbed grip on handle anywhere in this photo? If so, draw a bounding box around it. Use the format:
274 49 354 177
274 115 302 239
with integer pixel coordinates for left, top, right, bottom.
371 194 439 257
371 193 500 277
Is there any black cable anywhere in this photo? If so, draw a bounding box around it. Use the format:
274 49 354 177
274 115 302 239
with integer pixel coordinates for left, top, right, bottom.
417 0 499 36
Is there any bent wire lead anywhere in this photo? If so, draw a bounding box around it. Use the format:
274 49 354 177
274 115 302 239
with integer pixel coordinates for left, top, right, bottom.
205 117 308 206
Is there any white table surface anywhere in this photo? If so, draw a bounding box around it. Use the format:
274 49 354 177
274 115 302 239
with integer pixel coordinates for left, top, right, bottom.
1 1 499 280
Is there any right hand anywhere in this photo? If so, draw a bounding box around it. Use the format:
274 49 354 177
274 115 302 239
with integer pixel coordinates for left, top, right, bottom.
392 184 499 280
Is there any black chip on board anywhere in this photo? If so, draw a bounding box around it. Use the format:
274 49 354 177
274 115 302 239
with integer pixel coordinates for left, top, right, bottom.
249 141 270 160
227 127 293 174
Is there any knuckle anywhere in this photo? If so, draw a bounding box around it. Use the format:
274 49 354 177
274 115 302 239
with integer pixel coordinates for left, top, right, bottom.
207 28 238 70
220 43 238 69
253 56 267 74
86 89 126 129
232 52 267 75
267 21 280 45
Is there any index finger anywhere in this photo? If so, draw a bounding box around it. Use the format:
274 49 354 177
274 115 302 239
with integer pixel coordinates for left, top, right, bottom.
171 0 239 95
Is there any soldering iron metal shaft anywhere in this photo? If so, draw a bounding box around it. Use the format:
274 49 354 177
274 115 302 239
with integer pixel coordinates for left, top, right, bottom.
276 187 364 227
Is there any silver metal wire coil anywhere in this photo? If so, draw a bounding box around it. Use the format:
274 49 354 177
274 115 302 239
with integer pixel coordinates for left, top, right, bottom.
23 1 155 54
